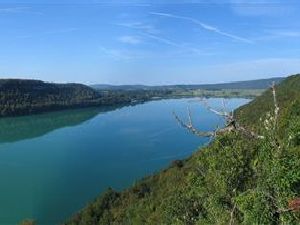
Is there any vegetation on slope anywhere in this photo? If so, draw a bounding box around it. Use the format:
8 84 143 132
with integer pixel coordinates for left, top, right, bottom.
64 74 300 225
0 79 159 117
236 74 300 136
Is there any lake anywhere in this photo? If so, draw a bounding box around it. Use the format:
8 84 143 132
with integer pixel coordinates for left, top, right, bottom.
0 98 250 225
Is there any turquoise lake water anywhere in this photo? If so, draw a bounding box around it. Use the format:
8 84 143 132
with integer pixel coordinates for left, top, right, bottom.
0 98 249 225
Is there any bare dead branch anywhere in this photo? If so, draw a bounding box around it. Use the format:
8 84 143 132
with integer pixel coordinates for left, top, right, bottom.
200 98 230 119
236 125 264 139
271 82 279 128
229 203 236 225
187 106 193 127
174 111 240 138
173 111 214 137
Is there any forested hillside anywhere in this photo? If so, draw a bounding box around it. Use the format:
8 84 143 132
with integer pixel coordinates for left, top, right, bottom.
0 79 154 117
64 74 300 225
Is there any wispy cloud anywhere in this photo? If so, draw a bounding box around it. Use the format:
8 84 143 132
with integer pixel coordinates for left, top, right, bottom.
115 21 159 34
98 44 213 61
230 0 295 17
253 29 300 41
203 58 300 80
150 12 253 44
118 35 142 45
115 21 213 56
16 28 79 39
142 33 212 56
273 31 300 37
99 46 127 60
98 46 147 60
44 28 79 35
0 7 30 13
142 33 180 48
0 7 42 15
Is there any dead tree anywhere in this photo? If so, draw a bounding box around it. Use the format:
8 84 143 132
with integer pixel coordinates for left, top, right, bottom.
174 83 279 139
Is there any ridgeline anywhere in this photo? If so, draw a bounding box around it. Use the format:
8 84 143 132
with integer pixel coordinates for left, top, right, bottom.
0 79 155 117
0 77 283 118
63 74 300 225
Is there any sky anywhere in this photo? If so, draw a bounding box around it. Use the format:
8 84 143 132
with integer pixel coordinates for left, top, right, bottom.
0 0 300 85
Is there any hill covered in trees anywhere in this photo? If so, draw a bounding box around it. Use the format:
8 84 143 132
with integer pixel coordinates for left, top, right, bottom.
0 79 159 117
64 74 300 225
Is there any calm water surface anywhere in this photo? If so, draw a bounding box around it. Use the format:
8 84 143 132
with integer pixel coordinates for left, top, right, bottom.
0 98 249 225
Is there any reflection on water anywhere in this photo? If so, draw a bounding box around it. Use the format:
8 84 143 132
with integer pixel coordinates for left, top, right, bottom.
0 106 122 143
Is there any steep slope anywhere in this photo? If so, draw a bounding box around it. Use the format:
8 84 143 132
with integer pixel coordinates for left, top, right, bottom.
64 74 300 225
236 74 300 136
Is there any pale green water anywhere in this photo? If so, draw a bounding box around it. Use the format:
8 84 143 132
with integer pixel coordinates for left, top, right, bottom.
0 98 249 225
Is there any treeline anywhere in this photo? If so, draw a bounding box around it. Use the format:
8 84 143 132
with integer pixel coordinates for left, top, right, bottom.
0 79 170 117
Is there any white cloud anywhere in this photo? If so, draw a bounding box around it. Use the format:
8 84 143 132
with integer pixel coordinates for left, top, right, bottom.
0 6 43 15
118 35 142 44
0 7 30 13
44 28 79 35
266 30 300 38
253 29 300 41
142 33 213 56
142 33 180 47
150 12 253 44
115 21 159 34
15 28 79 39
98 46 152 60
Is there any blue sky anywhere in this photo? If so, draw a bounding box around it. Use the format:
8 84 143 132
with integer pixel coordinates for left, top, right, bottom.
0 0 300 85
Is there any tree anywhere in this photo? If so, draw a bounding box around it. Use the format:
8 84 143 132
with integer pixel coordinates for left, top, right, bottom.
173 82 280 139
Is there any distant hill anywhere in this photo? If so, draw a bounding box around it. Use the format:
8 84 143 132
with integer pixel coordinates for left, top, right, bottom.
0 79 150 117
92 84 150 91
91 77 284 91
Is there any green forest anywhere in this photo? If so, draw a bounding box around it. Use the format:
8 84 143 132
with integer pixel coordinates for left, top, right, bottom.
0 79 162 117
0 78 274 118
61 74 300 225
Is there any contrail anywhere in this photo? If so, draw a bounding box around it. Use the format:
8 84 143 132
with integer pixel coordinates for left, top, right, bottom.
150 12 253 44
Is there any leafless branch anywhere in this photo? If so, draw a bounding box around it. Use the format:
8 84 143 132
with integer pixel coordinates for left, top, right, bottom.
173 110 214 137
187 106 193 127
236 125 264 139
271 82 279 128
201 98 231 120
229 203 236 225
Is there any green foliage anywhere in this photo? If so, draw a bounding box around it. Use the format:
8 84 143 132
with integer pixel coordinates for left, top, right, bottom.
61 74 300 225
64 188 120 225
